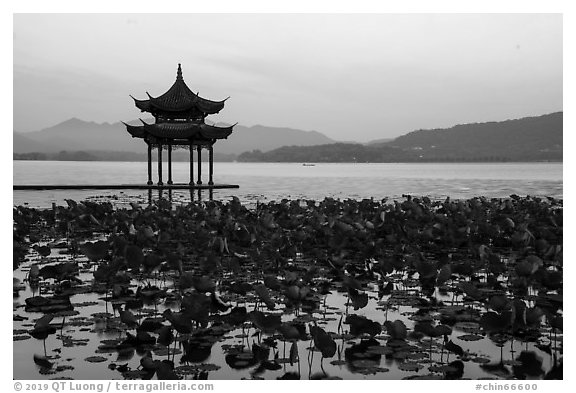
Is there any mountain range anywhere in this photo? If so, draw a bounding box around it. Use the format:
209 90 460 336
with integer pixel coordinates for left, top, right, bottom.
13 118 335 157
238 112 562 162
14 112 562 162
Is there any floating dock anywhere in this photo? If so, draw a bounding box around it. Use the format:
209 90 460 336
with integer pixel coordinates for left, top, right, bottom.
13 184 240 191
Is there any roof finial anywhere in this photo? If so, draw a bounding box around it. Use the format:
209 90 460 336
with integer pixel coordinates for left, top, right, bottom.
176 63 183 80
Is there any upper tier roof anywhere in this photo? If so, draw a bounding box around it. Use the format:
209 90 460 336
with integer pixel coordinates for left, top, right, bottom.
131 64 228 116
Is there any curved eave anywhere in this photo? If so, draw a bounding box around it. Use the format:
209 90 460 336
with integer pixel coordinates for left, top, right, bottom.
135 101 152 112
200 123 233 139
131 96 152 113
196 99 225 114
123 122 147 138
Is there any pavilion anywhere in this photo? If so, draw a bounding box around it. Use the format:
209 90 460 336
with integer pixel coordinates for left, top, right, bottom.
123 64 235 187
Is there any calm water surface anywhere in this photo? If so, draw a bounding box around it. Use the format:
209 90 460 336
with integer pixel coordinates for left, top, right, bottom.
13 161 563 207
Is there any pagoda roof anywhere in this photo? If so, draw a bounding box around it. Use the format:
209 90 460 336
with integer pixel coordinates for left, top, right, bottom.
131 64 227 115
123 121 234 141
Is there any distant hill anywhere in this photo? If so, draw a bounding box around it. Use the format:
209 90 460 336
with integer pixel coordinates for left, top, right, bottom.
382 112 562 161
16 118 143 154
215 124 335 155
239 112 562 162
13 132 58 153
13 118 336 158
238 143 412 162
365 137 394 145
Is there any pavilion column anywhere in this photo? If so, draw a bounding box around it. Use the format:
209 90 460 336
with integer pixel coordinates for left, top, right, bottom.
157 143 163 186
147 142 153 185
189 142 194 185
167 144 173 185
196 145 203 185
208 145 214 185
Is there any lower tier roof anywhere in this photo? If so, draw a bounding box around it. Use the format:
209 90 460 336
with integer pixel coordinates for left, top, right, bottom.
122 121 234 141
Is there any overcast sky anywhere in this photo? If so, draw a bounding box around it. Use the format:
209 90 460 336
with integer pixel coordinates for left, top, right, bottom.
13 13 562 142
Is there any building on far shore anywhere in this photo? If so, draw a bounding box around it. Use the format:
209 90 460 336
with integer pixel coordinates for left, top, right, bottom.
123 64 235 186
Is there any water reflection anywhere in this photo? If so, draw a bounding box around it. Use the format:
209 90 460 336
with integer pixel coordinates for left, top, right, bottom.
147 188 214 206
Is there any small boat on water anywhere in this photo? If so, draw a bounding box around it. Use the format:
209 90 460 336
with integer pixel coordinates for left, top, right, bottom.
302 163 316 166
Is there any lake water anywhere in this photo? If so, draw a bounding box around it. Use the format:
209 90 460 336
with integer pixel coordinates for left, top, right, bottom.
13 161 563 207
12 160 564 380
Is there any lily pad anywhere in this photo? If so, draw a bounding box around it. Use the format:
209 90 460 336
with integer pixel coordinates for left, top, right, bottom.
457 334 484 341
122 370 149 379
398 362 424 372
153 347 182 356
196 363 221 371
84 356 107 363
429 364 459 373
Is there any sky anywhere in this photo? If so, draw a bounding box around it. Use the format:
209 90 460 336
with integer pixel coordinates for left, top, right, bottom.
13 13 562 142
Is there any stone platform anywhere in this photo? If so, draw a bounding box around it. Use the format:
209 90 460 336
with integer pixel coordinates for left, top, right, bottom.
13 183 240 191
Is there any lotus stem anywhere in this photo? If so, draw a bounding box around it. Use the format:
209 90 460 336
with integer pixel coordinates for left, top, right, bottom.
440 340 445 364
308 341 314 380
298 351 301 376
554 329 558 353
61 316 66 336
283 340 286 372
345 292 350 316
172 333 178 362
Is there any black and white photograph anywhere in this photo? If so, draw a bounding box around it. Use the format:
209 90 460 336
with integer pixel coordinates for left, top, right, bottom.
11 6 564 384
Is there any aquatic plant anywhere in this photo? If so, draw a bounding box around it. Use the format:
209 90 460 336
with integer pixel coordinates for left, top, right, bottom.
12 195 562 380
